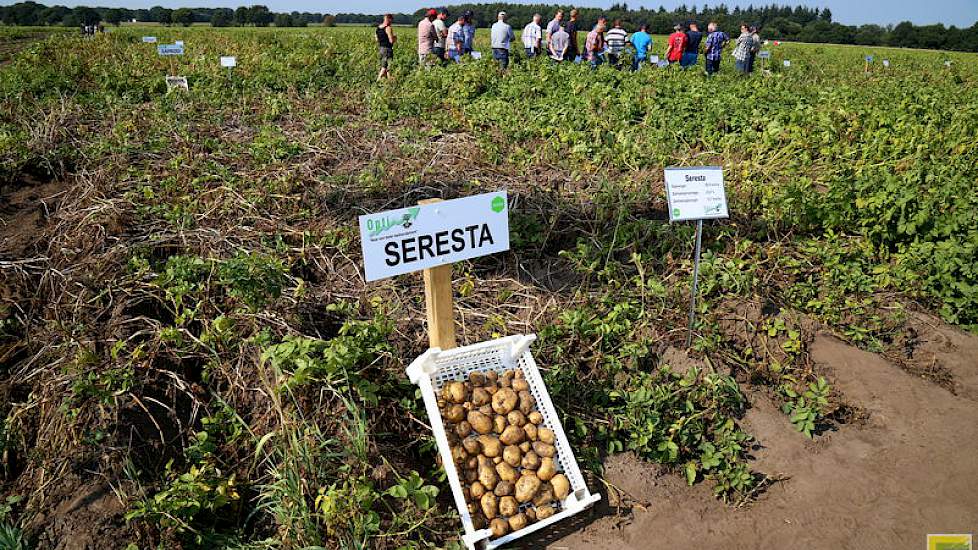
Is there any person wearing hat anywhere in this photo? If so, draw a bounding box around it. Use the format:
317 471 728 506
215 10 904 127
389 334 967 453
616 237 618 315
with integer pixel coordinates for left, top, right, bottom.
417 9 438 67
447 13 466 62
665 23 688 65
462 10 476 55
490 11 515 69
432 9 450 64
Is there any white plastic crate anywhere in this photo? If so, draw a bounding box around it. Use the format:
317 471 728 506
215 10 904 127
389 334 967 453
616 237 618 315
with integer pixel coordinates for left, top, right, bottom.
406 334 601 550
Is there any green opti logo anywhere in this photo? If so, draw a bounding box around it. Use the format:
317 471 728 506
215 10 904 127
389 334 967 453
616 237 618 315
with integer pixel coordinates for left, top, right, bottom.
491 195 506 213
929 534 973 550
673 208 681 218
367 207 420 237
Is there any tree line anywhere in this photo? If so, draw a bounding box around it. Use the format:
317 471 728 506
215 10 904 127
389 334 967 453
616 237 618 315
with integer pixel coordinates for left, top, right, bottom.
2 1 976 52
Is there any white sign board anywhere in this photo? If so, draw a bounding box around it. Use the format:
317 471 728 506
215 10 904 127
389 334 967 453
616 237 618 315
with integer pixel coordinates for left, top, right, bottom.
664 167 728 223
174 40 184 46
471 51 482 60
157 44 184 56
165 76 189 91
758 50 771 59
657 60 669 68
142 36 157 43
783 60 791 67
220 56 237 67
865 55 874 62
359 192 510 282
882 59 890 67
650 55 660 64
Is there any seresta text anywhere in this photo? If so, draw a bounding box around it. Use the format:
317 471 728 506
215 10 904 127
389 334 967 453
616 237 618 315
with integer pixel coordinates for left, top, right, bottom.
385 225 495 266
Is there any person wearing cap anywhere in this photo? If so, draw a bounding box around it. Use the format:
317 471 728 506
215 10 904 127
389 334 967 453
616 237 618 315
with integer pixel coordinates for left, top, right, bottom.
565 9 581 62
584 19 606 70
490 11 515 69
666 23 688 65
605 19 628 68
447 13 466 62
462 10 476 54
681 21 703 68
703 21 729 75
417 9 438 67
522 13 543 58
432 9 450 64
376 13 396 81
545 9 563 49
628 23 653 71
548 21 570 63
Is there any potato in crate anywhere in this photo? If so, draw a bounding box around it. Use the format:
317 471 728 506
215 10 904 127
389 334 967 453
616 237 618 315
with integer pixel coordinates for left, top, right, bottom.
407 334 600 550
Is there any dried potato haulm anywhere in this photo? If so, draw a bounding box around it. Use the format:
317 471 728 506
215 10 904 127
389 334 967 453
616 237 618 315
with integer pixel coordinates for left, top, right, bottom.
438 369 562 537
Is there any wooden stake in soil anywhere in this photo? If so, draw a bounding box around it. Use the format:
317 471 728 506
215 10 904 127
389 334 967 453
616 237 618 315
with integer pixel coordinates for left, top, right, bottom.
419 198 457 350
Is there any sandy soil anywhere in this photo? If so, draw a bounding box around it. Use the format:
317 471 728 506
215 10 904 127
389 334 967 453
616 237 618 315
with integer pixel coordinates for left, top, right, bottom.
538 324 978 550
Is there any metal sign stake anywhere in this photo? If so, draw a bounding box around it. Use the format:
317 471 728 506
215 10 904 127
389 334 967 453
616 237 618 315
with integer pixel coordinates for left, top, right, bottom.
686 219 704 348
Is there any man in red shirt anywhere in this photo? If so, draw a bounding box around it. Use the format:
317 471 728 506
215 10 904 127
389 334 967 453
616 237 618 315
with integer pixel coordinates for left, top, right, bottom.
665 23 688 64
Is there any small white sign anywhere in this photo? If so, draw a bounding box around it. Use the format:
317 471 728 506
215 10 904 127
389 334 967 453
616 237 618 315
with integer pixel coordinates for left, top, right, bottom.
944 60 952 67
165 76 189 91
650 55 660 63
664 167 728 223
142 36 157 43
883 59 890 67
783 60 791 67
220 56 237 68
657 60 669 68
359 192 510 282
174 40 184 46
471 51 482 60
759 50 771 59
157 44 183 56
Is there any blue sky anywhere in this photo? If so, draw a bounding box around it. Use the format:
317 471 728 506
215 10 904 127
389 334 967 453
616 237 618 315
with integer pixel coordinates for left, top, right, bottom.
24 0 978 26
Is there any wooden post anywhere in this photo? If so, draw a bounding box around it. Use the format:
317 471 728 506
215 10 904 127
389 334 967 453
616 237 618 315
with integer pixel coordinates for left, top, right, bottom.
419 198 457 350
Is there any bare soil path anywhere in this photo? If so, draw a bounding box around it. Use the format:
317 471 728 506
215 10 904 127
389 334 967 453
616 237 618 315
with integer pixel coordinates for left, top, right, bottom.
542 324 978 550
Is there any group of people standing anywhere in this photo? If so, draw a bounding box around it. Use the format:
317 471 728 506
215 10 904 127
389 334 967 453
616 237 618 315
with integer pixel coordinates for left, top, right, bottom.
375 8 765 80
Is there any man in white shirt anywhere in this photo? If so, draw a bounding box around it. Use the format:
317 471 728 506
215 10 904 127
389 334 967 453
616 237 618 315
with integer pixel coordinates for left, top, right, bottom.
446 13 465 63
549 21 569 63
432 9 449 64
545 9 563 48
490 11 515 69
522 13 543 58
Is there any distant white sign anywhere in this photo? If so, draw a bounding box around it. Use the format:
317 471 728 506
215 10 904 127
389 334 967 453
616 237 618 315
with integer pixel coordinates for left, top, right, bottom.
665 167 728 223
783 60 791 67
220 56 237 67
142 36 157 43
657 59 669 68
883 59 890 67
174 40 184 46
758 50 771 59
471 51 482 60
157 44 184 56
359 192 510 282
945 60 952 67
650 55 660 64
165 76 189 91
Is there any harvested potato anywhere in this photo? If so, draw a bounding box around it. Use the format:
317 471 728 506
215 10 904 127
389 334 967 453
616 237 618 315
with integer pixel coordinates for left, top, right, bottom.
479 404 493 415
443 381 468 404
480 492 498 520
445 404 465 423
537 457 555 481
518 390 535 415
533 483 554 507
471 387 490 406
468 411 492 434
503 445 522 467
532 441 556 458
521 450 540 470
500 370 514 388
485 371 498 385
498 495 518 517
455 420 472 439
513 378 530 392
493 414 507 434
493 480 514 497
508 512 528 531
493 456 502 464
462 436 480 455
538 427 555 444
478 460 498 489
466 456 478 470
492 388 518 414
465 468 478 483
525 507 536 522
523 423 538 441
507 410 526 427
528 411 543 425
486 385 498 396
469 371 486 386
463 486 471 501
477 435 502 458
496 461 517 482
551 474 570 500
451 446 467 464
499 425 524 446
514 472 542 503
536 504 555 520
490 518 508 537
471 481 486 499
472 512 486 530
519 441 531 453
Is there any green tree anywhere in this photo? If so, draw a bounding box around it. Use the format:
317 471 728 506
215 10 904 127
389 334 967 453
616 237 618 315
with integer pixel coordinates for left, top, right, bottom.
273 13 292 27
210 8 233 27
248 5 272 27
233 5 249 25
73 6 100 26
104 8 123 25
172 7 194 27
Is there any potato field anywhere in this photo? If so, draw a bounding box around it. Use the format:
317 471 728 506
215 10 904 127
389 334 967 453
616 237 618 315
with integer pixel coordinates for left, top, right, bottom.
1 25 977 550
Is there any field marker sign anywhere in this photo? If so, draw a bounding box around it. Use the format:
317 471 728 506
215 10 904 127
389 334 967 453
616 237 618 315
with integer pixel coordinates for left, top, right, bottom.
220 56 237 67
142 36 157 43
165 76 188 91
157 44 183 56
665 167 729 347
359 191 510 350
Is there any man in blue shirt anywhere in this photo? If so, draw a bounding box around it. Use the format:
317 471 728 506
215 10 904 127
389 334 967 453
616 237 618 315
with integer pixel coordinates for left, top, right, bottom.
629 23 653 71
704 22 730 75
462 10 476 54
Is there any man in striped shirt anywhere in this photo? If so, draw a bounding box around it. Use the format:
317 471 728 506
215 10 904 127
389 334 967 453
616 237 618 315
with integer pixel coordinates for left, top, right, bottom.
605 19 628 69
